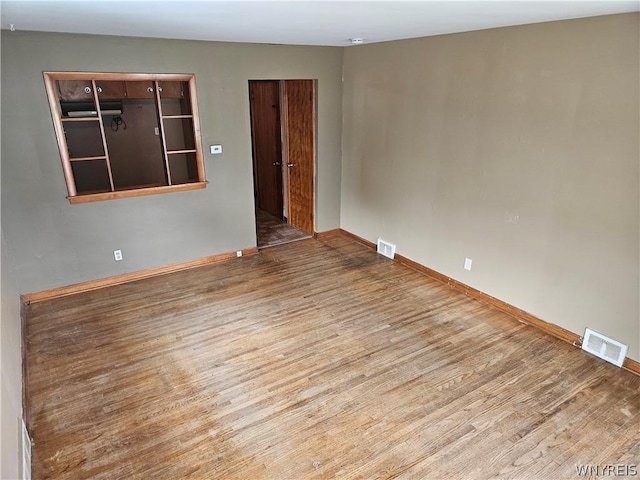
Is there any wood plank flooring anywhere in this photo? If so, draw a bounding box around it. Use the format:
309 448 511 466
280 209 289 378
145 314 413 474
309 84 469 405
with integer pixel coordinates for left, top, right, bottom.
256 208 312 248
24 235 640 479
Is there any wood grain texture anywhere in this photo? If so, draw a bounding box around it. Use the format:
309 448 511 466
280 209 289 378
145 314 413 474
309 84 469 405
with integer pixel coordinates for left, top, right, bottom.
66 181 207 203
25 236 639 479
21 246 258 304
334 228 640 376
188 76 206 182
43 73 77 196
91 80 116 191
284 80 315 234
45 72 195 82
314 228 341 239
624 358 640 375
256 209 311 249
44 72 206 203
249 80 284 219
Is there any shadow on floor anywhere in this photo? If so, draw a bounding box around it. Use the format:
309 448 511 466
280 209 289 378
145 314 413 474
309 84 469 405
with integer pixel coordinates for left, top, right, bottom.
256 209 312 248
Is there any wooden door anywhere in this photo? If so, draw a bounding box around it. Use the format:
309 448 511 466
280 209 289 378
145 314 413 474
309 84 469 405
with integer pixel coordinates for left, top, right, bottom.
284 80 315 233
249 81 283 219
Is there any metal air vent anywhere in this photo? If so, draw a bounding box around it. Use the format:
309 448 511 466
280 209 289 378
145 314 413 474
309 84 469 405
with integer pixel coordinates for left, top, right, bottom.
377 238 396 260
582 328 627 367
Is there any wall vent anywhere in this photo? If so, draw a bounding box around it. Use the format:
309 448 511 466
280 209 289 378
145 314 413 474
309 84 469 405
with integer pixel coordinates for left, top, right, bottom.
22 419 32 480
377 238 396 260
582 328 627 367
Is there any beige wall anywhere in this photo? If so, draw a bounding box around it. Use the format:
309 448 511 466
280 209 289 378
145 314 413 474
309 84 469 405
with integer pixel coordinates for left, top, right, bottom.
341 14 640 361
2 15 639 475
1 31 344 474
1 233 23 479
1 31 344 295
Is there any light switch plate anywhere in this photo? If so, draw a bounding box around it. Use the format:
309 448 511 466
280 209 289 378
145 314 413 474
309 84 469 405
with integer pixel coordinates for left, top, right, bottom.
210 145 223 154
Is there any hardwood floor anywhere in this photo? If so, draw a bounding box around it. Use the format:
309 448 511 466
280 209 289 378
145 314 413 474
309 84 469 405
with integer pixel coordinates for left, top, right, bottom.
24 235 640 479
256 208 311 248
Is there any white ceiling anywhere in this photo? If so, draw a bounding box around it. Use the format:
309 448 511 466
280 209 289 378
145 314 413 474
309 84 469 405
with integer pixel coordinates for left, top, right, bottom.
1 0 638 47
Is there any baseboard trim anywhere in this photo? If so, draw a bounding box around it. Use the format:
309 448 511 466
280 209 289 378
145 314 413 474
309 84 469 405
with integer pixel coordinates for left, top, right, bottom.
314 229 342 239
21 247 259 304
21 301 31 431
623 358 640 375
394 251 583 344
338 228 377 248
334 229 640 376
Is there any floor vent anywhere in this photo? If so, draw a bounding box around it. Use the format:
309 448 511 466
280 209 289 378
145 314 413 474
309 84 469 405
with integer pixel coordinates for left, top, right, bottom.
582 328 627 367
22 419 32 480
377 238 396 260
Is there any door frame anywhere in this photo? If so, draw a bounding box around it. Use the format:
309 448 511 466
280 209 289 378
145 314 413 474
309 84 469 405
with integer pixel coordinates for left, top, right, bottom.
279 81 289 221
249 79 316 234
249 80 285 219
282 79 316 234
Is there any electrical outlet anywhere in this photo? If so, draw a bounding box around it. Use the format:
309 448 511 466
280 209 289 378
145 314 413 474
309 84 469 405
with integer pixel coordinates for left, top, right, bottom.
505 211 520 224
114 249 123 261
236 250 242 257
464 257 472 271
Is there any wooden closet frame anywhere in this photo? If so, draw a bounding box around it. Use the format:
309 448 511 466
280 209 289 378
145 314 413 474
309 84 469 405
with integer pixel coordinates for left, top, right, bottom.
43 72 206 204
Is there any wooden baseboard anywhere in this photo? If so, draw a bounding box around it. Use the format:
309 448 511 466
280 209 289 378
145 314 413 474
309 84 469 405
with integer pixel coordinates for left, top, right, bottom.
623 357 640 375
338 228 377 248
395 252 581 344
21 247 259 304
314 229 342 239
21 301 31 430
335 229 640 376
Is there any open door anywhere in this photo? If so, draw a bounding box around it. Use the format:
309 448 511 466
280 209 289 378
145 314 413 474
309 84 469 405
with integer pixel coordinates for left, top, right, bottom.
249 80 283 219
283 80 315 234
249 79 315 244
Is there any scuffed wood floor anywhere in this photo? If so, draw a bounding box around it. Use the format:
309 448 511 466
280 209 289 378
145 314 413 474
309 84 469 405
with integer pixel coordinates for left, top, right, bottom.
24 235 640 479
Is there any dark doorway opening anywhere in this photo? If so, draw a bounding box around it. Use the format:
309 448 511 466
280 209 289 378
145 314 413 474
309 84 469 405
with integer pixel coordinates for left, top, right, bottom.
249 80 316 248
